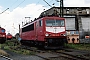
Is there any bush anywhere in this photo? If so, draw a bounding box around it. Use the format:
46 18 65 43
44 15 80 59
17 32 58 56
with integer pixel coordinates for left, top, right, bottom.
65 43 90 51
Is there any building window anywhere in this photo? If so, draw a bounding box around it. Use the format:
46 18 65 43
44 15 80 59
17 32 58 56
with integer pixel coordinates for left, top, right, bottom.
86 9 89 14
66 9 69 14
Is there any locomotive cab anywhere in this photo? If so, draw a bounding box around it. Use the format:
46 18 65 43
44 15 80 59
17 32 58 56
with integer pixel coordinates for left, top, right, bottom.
45 17 67 48
6 33 13 40
35 17 67 48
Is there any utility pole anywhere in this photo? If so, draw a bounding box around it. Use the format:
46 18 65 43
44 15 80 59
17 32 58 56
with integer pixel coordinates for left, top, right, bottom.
60 0 63 17
19 24 20 34
56 0 64 17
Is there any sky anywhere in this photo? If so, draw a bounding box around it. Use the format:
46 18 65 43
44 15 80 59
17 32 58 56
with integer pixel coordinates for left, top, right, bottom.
0 0 90 36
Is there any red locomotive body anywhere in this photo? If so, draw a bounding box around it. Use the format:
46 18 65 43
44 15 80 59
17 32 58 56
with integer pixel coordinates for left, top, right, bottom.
20 16 67 49
0 27 6 43
6 33 13 40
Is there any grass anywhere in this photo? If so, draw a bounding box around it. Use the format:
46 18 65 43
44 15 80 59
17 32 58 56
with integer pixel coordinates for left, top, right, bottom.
0 39 35 55
65 43 90 51
1 39 90 55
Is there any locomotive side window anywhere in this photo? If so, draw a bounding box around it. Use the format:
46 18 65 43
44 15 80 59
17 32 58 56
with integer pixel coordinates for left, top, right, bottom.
22 23 34 32
39 20 42 27
46 20 64 27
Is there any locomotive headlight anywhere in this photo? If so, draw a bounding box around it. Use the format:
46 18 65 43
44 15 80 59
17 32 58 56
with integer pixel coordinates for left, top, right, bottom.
63 34 66 36
2 35 5 37
45 33 49 36
61 34 66 36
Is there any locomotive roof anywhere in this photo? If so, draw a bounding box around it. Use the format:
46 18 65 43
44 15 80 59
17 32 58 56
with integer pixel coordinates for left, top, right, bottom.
42 16 65 19
22 16 65 28
7 33 12 35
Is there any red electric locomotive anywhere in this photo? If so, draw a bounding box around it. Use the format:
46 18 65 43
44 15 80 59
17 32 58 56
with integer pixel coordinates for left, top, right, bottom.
0 27 6 43
20 16 67 49
6 33 12 40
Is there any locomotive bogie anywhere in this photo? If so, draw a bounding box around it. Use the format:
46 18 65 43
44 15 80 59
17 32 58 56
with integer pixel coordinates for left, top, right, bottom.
0 37 6 43
44 36 67 48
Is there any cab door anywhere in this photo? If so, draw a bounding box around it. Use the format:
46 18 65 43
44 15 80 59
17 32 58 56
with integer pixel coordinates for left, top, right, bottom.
35 20 44 41
35 21 38 40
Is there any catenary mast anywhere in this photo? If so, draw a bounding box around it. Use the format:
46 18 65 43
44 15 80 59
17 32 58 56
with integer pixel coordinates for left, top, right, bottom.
60 0 63 17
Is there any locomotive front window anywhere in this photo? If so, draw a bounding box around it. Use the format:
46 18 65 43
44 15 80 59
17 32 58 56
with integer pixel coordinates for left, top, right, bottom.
1 29 5 33
46 20 64 27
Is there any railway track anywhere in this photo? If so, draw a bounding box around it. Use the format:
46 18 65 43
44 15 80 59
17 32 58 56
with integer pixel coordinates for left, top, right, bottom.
19 45 90 60
52 50 90 60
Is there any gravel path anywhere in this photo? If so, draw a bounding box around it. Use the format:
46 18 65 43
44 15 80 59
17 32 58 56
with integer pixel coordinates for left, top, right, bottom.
4 50 44 60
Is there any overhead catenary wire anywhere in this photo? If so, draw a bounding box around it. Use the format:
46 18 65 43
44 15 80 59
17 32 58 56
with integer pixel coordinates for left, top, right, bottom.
49 0 53 3
13 0 26 9
0 8 9 14
6 0 26 11
36 0 41 5
37 0 55 11
31 0 54 19
10 0 19 8
43 0 52 7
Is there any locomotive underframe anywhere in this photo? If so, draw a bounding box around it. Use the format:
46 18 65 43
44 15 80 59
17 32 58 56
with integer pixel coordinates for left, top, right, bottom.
20 36 67 49
44 36 67 48
0 37 6 43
